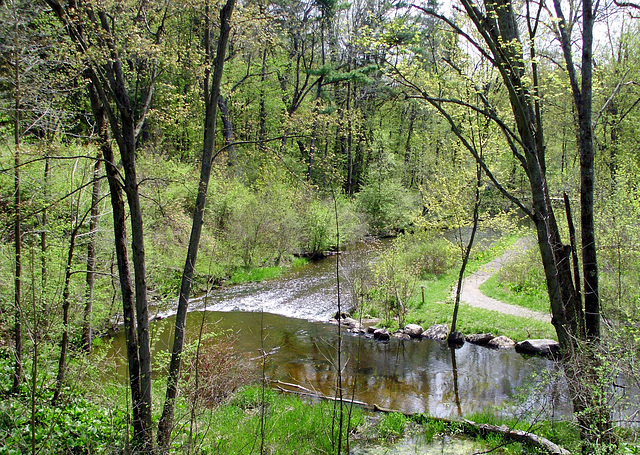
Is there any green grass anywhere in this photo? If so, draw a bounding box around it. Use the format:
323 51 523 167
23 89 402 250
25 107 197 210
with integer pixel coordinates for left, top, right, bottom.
291 256 311 269
480 273 551 314
0 379 128 454
408 413 578 455
229 266 284 284
229 257 310 284
462 411 581 454
407 298 556 341
184 385 363 454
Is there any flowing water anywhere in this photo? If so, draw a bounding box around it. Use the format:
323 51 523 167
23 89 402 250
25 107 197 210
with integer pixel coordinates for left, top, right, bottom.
154 241 373 321
108 240 569 419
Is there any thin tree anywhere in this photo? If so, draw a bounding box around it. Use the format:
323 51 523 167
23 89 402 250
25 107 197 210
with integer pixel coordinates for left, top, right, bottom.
157 0 236 449
6 0 23 394
450 163 481 340
53 177 91 405
82 145 102 353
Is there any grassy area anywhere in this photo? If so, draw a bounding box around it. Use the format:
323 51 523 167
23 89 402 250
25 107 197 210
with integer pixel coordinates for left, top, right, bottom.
413 234 524 307
357 410 583 454
177 386 583 454
480 273 550 314
406 413 577 455
175 385 363 454
5 348 630 455
407 301 555 341
229 266 284 284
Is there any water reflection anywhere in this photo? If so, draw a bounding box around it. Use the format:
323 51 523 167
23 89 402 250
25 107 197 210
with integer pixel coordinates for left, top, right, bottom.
450 347 462 416
109 311 567 419
106 238 573 419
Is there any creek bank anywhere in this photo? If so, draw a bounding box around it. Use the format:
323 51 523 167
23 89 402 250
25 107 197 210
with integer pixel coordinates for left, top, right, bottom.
275 379 570 455
331 316 559 356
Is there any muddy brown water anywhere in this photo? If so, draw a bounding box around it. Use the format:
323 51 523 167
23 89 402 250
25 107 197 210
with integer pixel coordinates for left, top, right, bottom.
107 240 569 419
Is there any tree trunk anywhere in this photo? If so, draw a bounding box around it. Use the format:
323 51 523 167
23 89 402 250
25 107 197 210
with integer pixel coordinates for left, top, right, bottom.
308 118 317 182
344 64 354 195
469 0 583 349
53 222 79 405
119 104 154 443
83 146 103 353
578 0 599 341
86 80 147 442
450 164 481 337
44 1 160 449
404 105 416 187
12 17 22 393
41 155 49 291
457 0 607 449
259 48 268 154
13 111 22 396
157 0 236 449
218 95 236 167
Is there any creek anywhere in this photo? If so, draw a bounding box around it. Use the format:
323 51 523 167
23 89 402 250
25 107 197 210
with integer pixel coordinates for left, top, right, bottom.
108 240 569 420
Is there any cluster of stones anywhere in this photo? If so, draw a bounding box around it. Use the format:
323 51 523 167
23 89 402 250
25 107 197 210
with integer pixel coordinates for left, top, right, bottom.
331 316 559 356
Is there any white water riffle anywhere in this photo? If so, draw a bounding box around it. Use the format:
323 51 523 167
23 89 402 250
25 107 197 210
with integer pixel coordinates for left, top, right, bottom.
154 241 381 322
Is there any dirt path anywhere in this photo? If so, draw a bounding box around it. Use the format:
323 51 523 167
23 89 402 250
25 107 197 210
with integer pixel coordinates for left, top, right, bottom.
455 238 551 323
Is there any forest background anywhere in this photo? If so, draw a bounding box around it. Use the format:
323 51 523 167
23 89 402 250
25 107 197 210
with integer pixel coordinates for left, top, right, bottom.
1 0 640 453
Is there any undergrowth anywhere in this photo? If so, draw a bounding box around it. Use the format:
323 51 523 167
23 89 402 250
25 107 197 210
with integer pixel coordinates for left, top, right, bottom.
188 385 363 454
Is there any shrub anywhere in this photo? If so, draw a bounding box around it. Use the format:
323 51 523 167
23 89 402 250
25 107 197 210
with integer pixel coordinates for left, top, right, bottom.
209 386 363 454
371 231 456 323
495 245 546 297
0 375 127 454
300 194 364 257
356 178 419 235
182 333 251 408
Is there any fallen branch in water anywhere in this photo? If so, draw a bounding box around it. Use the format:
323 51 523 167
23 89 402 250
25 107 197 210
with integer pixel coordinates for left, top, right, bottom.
271 381 571 455
273 380 369 407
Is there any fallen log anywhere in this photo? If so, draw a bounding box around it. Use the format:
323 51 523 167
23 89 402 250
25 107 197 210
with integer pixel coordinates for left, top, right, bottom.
468 421 570 455
270 381 571 455
372 405 569 453
273 381 369 407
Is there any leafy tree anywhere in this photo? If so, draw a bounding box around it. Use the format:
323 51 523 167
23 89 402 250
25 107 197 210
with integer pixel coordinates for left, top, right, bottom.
374 0 630 449
43 0 170 448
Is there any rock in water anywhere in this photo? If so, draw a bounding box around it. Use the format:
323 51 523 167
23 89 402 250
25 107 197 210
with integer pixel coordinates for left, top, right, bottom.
342 317 359 328
373 328 390 341
515 339 560 355
403 324 424 338
393 331 411 341
465 333 495 345
487 335 515 349
421 324 449 341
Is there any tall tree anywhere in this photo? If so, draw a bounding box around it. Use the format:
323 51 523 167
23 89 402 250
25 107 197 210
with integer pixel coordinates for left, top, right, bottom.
82 147 101 353
552 0 599 340
381 0 613 449
10 1 23 394
43 0 168 449
157 0 236 449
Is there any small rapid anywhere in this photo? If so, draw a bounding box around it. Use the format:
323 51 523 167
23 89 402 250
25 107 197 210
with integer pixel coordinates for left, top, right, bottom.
168 240 381 321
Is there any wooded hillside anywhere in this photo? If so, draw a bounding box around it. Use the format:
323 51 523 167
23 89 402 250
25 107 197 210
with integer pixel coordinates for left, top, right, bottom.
1 0 639 453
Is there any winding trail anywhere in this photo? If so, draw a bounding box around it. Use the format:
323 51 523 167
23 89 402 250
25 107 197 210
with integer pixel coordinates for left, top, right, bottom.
456 238 551 323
